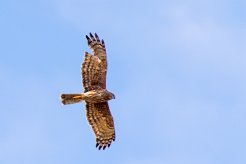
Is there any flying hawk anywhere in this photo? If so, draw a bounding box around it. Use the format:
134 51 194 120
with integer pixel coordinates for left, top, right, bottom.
60 33 116 150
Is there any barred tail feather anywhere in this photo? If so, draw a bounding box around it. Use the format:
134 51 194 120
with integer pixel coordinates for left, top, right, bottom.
60 94 84 105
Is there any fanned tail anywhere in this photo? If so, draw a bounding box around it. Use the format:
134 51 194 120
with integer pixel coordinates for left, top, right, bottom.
60 94 84 105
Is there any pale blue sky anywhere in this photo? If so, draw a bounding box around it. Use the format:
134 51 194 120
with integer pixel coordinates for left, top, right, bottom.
0 0 246 164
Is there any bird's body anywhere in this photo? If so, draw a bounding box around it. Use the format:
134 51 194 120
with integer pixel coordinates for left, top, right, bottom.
61 89 115 104
60 33 116 150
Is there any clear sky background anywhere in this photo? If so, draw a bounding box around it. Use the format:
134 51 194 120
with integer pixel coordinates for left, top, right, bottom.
0 0 246 163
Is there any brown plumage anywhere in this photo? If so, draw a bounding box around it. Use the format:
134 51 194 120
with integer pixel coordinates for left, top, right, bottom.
60 33 116 150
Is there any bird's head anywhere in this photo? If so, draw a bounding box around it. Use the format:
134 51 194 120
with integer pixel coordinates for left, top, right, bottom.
107 91 115 100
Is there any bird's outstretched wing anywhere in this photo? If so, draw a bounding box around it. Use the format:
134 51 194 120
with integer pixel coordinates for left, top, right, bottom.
86 102 115 150
82 52 104 92
85 33 107 89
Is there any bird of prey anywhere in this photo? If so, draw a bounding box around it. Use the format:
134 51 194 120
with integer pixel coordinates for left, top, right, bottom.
60 33 116 150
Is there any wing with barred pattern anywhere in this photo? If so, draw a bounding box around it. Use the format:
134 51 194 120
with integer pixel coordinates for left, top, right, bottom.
86 102 115 150
85 33 107 89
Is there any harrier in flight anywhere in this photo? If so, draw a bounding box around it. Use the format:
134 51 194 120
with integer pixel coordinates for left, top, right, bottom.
60 33 116 150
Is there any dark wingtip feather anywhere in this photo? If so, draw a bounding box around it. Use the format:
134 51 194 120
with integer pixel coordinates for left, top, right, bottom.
95 33 98 38
98 145 102 150
95 33 100 42
86 35 92 46
89 32 93 38
86 35 90 40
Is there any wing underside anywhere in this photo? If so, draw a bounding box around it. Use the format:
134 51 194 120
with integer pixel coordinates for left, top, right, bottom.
82 52 103 92
84 33 107 90
86 102 115 150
